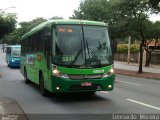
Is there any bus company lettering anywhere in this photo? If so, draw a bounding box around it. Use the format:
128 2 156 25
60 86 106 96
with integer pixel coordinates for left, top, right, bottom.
93 69 104 74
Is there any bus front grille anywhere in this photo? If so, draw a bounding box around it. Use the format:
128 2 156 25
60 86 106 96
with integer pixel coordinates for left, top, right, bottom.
68 74 102 80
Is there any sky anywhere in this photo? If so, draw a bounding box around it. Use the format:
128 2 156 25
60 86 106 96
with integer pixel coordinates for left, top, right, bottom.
0 0 159 23
0 0 80 23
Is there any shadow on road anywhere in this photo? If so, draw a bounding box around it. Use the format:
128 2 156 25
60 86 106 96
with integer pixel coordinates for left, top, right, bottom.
26 81 110 103
49 93 109 103
8 66 20 69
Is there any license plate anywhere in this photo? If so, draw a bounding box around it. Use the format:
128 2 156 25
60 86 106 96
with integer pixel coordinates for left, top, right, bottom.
81 82 92 86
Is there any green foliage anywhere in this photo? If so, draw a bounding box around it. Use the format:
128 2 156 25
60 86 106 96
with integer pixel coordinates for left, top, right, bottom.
71 0 158 41
151 21 160 39
1 17 47 44
49 16 63 20
2 16 64 44
130 44 140 53
117 44 128 53
117 44 139 53
19 17 47 33
149 0 160 12
71 0 114 24
0 12 17 40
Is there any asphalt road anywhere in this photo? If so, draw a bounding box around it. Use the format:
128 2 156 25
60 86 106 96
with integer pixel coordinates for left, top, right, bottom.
0 51 160 119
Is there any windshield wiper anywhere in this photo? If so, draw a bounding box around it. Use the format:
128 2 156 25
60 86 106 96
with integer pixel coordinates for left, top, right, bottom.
69 40 83 67
69 49 82 67
85 39 102 67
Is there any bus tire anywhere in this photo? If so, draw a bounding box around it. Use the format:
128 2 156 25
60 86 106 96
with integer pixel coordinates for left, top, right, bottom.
39 73 49 97
24 68 30 84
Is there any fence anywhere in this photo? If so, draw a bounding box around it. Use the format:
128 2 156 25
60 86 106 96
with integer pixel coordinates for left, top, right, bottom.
114 52 160 64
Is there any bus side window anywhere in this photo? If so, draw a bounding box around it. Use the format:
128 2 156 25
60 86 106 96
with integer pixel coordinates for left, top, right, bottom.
44 27 51 52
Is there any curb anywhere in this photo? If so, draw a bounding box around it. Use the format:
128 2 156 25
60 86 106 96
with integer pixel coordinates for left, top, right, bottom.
115 69 160 80
0 97 28 120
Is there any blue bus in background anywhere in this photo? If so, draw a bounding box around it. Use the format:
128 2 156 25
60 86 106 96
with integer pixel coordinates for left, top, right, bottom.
6 45 21 67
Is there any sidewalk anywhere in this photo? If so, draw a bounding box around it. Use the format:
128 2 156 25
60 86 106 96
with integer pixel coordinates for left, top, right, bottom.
114 61 160 80
0 97 27 120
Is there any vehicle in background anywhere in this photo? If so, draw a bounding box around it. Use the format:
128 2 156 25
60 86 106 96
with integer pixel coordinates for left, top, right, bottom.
20 19 115 96
6 45 21 67
2 44 9 52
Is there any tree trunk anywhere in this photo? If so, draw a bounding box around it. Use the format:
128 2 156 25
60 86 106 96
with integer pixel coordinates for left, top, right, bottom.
138 43 143 73
138 25 146 73
145 51 151 67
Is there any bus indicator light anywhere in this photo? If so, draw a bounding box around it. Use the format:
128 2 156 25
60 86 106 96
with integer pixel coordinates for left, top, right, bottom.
58 28 73 33
67 29 73 33
58 28 65 32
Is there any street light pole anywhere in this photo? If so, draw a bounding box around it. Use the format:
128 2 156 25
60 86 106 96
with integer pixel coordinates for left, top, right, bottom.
127 35 131 64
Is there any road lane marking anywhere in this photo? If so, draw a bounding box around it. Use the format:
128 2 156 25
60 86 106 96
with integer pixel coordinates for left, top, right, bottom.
126 99 160 111
100 91 109 94
116 80 140 86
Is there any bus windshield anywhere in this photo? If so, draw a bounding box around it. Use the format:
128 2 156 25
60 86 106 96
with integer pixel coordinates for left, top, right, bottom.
12 47 21 57
53 25 113 68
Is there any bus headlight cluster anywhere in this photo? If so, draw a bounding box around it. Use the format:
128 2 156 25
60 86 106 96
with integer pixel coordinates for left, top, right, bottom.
52 69 69 79
103 68 114 77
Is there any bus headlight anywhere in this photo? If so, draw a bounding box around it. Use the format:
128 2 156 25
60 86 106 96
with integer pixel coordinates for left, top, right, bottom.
52 69 69 79
11 59 15 62
103 68 114 77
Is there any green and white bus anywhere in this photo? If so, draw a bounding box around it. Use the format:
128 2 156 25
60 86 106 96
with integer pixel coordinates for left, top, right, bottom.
20 19 115 96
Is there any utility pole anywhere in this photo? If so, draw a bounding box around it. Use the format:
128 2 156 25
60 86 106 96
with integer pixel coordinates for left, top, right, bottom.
127 36 131 64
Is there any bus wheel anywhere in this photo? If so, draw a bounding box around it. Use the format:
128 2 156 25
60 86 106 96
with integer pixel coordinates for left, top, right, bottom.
39 73 49 97
24 68 30 84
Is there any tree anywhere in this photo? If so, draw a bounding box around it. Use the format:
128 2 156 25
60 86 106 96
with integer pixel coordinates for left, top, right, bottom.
0 12 17 41
71 0 115 24
114 0 152 73
72 0 157 73
71 0 131 43
144 21 160 66
19 17 47 32
1 17 47 44
149 0 160 12
1 16 63 44
49 16 63 20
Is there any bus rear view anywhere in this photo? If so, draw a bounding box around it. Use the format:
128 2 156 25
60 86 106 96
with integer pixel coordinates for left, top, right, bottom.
6 45 21 67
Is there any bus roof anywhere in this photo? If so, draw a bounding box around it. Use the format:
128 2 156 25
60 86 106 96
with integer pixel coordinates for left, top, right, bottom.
10 45 21 48
21 19 107 39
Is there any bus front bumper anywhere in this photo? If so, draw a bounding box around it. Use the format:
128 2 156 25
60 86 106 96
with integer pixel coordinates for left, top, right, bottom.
50 74 115 93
